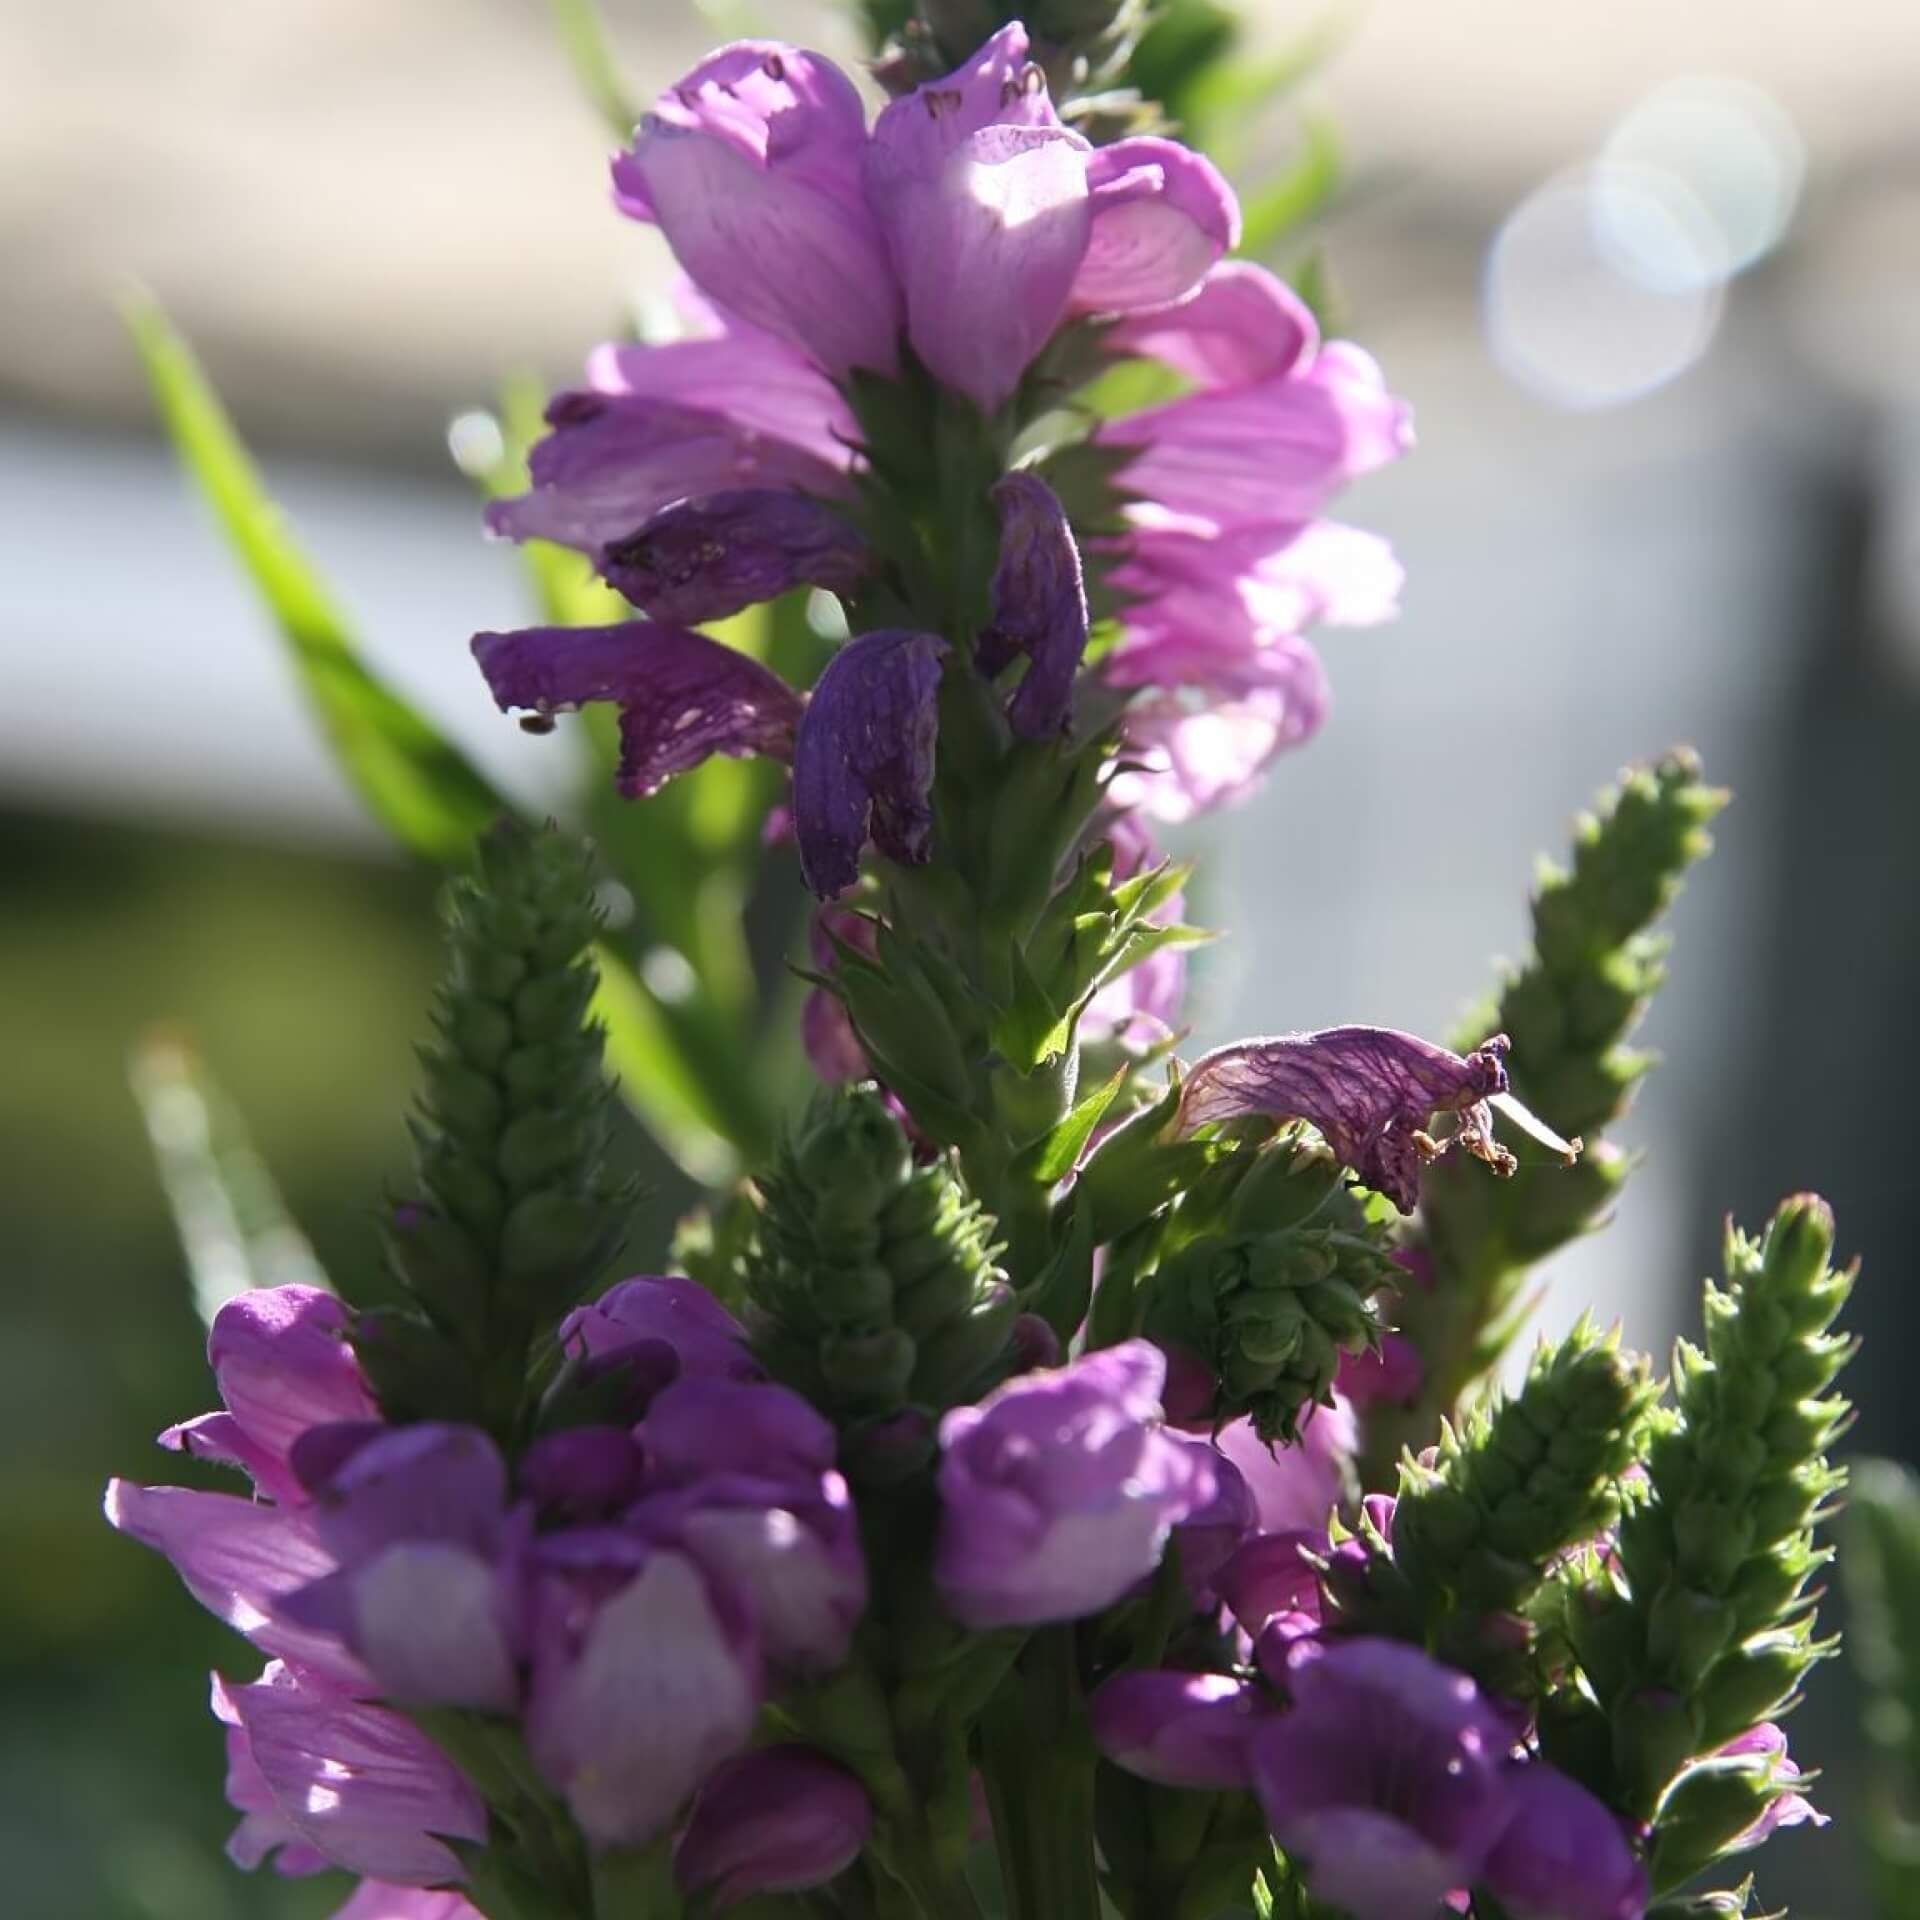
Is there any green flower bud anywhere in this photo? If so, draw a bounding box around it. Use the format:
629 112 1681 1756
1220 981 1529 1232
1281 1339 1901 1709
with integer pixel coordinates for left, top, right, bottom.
820 1328 919 1405
1649 1758 1784 1892
912 1286 1018 1404
354 821 631 1435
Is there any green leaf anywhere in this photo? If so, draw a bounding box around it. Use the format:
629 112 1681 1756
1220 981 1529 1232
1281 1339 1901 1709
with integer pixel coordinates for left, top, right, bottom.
1026 1068 1128 1186
590 941 741 1187
545 0 638 141
126 297 506 864
1240 112 1343 256
129 1032 331 1323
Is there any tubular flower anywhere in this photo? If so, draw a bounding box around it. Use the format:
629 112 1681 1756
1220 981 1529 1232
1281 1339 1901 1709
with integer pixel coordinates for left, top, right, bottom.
933 1339 1217 1627
675 1747 873 1906
1085 263 1410 819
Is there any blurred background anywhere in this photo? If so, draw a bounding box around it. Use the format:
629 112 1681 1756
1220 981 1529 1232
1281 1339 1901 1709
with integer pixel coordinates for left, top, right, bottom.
3 0 1916 1913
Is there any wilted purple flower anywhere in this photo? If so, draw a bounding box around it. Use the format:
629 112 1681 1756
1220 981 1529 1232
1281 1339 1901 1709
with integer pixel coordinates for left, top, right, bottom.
601 489 872 626
978 472 1089 739
485 388 849 566
328 1886 485 1920
933 1339 1216 1627
471 623 803 800
525 1541 761 1848
675 1747 872 1906
1717 1724 1829 1849
159 1286 378 1506
793 629 947 898
1091 1670 1276 1789
213 1662 485 1885
1478 1761 1648 1920
1251 1637 1517 1920
1175 1027 1518 1213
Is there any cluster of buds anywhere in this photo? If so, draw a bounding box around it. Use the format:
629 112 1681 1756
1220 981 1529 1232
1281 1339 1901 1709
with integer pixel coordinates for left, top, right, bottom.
739 1086 1021 1427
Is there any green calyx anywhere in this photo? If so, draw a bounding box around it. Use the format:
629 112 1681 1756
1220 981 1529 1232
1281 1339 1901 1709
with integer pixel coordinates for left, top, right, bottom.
351 820 631 1438
1331 1320 1656 1695
1547 1197 1854 1871
1364 751 1726 1486
743 1086 1013 1418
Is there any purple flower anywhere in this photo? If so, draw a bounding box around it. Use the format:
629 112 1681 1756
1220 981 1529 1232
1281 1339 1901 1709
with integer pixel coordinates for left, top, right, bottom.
1100 333 1411 532
1213 1399 1357 1534
675 1747 872 1905
1106 652 1330 823
526 1542 761 1848
471 622 804 801
518 1426 647 1521
1169 1436 1257 1596
1478 1762 1648 1920
1092 1670 1276 1789
1174 1027 1518 1213
1213 1529 1327 1649
1336 1332 1425 1411
631 1380 867 1670
600 489 872 627
559 1273 763 1391
933 1339 1216 1628
214 1662 485 1885
1250 1637 1518 1920
287 1424 521 1713
615 44 901 382
485 388 849 565
1104 260 1319 390
1072 137 1240 317
978 472 1089 739
105 1479 366 1686
793 629 947 898
159 1285 378 1505
328 1887 485 1920
615 27 1234 416
1716 1724 1829 1849
864 30 1090 412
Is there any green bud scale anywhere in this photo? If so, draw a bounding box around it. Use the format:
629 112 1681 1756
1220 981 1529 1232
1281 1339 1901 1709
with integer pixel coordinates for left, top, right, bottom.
743 1086 1012 1417
1545 1197 1855 1889
1364 752 1725 1488
1330 1320 1656 1697
352 820 631 1437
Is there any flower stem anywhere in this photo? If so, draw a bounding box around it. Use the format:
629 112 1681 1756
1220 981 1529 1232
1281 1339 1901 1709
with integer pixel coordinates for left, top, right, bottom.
980 1625 1102 1920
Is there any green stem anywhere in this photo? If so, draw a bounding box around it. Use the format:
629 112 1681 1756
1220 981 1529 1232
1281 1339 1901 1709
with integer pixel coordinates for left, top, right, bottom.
980 1626 1102 1920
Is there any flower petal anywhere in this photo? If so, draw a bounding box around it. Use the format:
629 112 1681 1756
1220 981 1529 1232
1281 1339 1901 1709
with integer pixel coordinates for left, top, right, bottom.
675 1747 872 1905
1174 1026 1514 1211
471 622 804 799
614 44 899 379
792 630 947 898
1072 137 1239 315
1104 261 1318 389
603 489 872 626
